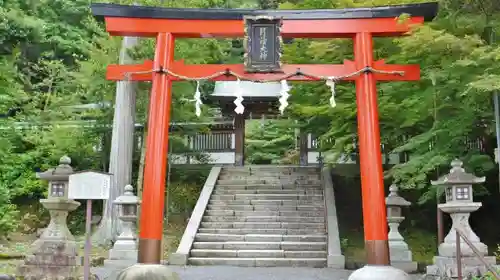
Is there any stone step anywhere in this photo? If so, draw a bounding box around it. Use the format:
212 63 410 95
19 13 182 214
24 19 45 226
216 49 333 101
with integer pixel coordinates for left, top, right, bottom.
188 166 326 268
222 164 320 172
222 166 319 170
217 179 322 186
218 174 321 180
205 210 325 217
188 257 327 267
209 200 324 206
220 168 320 174
217 177 321 182
215 184 322 190
200 222 325 230
202 215 324 223
198 228 326 235
192 241 327 251
190 249 327 258
206 204 324 211
211 194 324 201
213 189 324 195
195 233 326 242
217 177 321 183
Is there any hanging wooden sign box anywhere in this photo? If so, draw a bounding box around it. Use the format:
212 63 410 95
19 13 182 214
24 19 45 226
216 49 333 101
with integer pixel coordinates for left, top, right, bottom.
243 15 283 73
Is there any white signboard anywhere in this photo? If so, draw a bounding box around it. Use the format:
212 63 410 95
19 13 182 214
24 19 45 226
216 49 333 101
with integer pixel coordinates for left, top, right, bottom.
68 171 112 200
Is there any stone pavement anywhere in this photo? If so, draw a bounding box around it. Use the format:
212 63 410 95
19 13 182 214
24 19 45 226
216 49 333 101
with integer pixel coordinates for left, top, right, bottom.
95 265 428 280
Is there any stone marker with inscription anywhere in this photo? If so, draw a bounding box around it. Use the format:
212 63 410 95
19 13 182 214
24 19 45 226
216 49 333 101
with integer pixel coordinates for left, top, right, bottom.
243 15 283 73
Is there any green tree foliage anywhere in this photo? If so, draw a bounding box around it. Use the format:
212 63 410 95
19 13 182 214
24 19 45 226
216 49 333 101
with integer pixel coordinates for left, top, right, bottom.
0 0 231 236
245 120 296 164
283 0 500 202
2 0 500 236
0 0 108 235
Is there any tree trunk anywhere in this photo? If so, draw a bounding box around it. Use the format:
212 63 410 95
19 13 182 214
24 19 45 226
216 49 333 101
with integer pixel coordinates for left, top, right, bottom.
92 36 140 246
136 129 147 222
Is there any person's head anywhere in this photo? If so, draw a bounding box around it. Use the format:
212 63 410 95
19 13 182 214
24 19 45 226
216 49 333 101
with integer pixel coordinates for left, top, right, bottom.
116 264 180 280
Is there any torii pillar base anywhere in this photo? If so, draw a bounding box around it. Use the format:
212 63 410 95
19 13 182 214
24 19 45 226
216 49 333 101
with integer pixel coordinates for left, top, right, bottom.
115 264 179 280
348 265 410 280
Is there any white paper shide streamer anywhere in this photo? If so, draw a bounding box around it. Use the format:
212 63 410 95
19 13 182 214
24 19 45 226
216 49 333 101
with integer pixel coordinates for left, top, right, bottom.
194 81 203 117
233 78 245 114
278 80 290 114
326 77 337 108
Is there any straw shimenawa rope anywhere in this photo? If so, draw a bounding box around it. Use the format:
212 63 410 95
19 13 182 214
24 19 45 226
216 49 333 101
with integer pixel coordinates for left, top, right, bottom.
122 66 405 83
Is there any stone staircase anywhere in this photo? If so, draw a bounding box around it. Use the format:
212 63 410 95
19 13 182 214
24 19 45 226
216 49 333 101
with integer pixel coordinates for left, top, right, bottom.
187 166 327 267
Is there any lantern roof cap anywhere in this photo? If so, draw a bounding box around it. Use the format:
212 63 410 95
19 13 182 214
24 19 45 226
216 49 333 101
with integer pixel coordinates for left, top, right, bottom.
431 159 485 186
36 156 74 181
114 185 140 205
385 184 411 207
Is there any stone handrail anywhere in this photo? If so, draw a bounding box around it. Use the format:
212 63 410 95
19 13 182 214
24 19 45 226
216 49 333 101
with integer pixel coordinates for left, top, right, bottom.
321 166 346 268
169 166 222 265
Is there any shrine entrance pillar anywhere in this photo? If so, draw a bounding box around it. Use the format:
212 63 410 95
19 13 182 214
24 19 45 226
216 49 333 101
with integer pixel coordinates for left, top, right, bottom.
138 33 175 264
234 113 245 166
354 32 390 265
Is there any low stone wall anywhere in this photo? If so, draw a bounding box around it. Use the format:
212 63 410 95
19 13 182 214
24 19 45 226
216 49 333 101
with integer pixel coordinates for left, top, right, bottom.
322 166 346 268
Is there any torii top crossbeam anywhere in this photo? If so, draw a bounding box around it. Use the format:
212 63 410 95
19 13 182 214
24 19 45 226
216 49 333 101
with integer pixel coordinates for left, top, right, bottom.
92 2 437 38
91 2 438 267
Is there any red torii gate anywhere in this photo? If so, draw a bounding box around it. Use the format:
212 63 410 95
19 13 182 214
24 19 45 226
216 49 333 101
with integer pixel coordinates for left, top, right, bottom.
91 2 438 266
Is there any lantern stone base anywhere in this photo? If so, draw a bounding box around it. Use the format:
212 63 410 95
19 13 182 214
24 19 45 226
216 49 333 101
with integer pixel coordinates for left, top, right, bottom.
390 261 417 273
95 238 139 279
347 265 411 280
426 256 498 278
389 242 417 273
108 236 138 262
108 248 138 261
438 239 488 258
17 240 83 279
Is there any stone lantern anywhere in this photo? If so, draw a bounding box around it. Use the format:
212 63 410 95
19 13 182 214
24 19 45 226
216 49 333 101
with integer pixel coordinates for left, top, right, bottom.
385 184 416 273
105 185 141 265
18 156 82 279
426 159 497 278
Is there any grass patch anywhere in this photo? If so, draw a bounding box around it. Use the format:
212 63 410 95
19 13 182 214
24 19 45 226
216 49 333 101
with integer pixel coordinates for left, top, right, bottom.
404 229 438 263
163 222 187 260
341 229 438 263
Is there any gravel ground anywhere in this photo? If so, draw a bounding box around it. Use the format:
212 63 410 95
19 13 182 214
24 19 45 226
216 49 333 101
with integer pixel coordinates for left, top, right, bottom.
95 265 428 280
169 266 427 280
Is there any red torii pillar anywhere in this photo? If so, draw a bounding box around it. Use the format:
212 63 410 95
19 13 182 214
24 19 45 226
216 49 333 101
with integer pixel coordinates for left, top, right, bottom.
354 32 387 264
92 2 438 265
